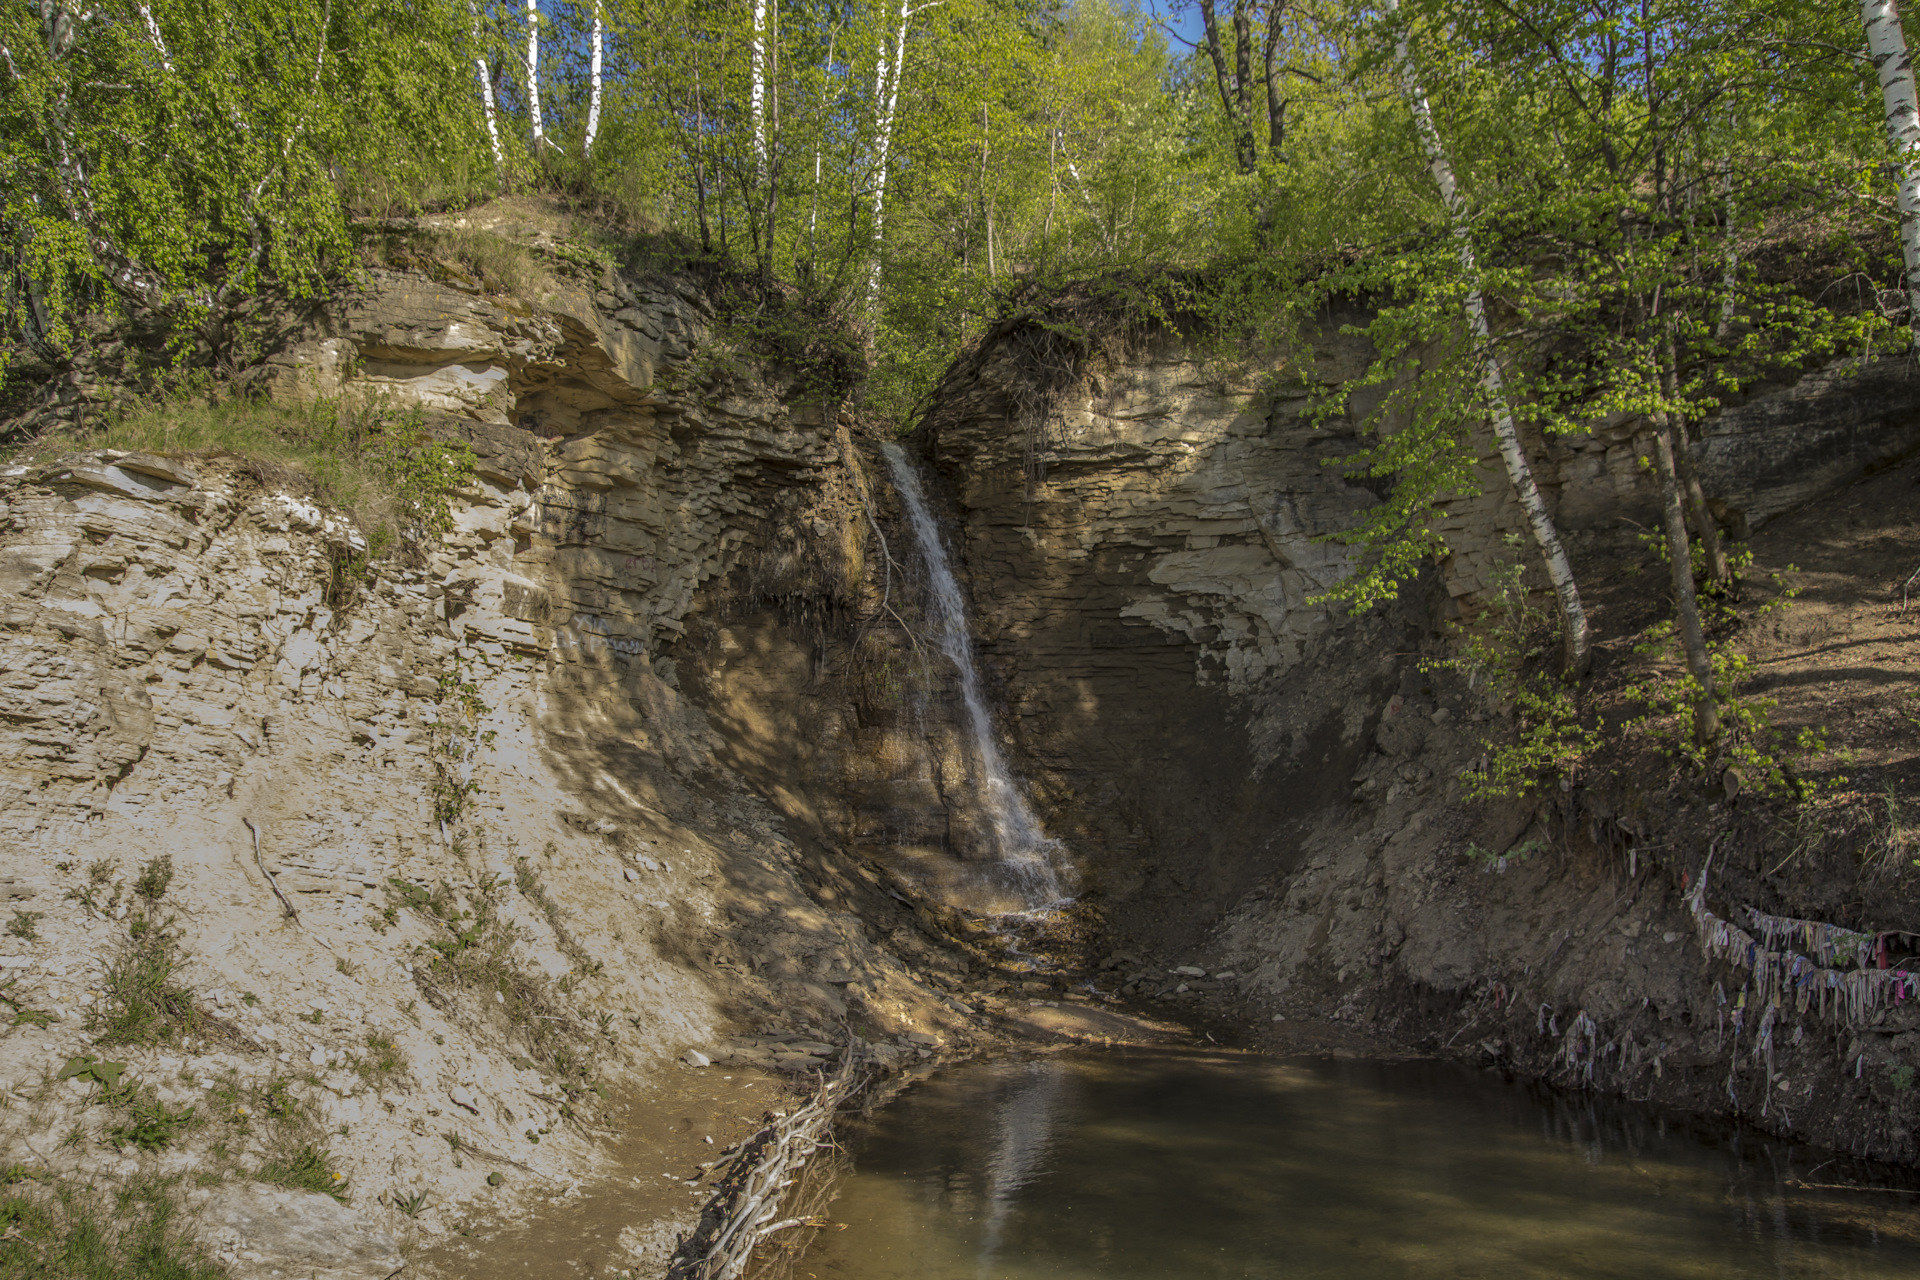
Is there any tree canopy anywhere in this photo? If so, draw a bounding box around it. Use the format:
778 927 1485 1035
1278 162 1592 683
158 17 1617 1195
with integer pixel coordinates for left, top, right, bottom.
6 0 1916 745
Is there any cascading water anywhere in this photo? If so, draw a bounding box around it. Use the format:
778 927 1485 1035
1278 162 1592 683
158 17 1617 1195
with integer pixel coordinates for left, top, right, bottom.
880 443 1067 910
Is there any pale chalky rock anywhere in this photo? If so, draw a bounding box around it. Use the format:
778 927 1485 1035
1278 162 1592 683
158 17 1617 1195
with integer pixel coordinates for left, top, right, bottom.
205 1183 402 1280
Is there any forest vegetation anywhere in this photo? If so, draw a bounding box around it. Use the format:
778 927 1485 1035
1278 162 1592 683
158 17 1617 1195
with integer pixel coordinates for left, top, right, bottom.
4 0 1918 762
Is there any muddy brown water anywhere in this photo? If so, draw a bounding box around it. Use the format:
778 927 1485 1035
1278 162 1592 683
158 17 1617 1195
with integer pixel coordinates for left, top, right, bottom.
803 1048 1920 1279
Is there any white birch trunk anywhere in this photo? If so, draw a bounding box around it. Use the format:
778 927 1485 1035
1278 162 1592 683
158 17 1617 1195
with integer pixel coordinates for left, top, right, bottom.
750 0 769 184
526 0 545 151
137 3 171 70
467 1 505 176
477 57 506 171
808 146 821 253
584 5 602 155
1388 2 1590 676
1862 0 1920 341
865 0 912 307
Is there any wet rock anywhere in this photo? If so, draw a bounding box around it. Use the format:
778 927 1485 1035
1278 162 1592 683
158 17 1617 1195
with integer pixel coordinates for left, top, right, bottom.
203 1182 403 1280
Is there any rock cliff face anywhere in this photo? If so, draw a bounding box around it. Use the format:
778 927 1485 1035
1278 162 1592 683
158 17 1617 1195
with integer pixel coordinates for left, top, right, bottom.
5 233 1920 1273
901 308 1920 1160
0 254 973 1277
906 319 1920 942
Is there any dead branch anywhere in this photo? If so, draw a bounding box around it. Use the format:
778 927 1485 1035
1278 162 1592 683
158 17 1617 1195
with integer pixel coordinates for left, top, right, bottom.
243 817 299 921
666 1047 866 1280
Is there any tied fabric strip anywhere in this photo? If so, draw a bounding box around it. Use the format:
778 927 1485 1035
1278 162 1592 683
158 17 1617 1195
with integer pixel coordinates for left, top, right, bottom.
1690 865 1916 1031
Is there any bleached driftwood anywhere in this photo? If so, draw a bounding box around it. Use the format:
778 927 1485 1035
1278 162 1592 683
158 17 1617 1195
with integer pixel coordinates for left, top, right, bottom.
666 1052 861 1280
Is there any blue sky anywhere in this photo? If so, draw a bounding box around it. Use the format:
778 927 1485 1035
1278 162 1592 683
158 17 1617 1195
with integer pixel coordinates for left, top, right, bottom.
1143 0 1208 52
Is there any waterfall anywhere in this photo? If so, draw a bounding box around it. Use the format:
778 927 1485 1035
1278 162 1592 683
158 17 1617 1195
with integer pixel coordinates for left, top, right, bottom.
880 443 1066 909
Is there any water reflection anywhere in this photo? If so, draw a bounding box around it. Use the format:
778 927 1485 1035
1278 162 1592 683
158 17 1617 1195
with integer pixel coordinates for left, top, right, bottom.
976 1061 1070 1277
808 1050 1920 1279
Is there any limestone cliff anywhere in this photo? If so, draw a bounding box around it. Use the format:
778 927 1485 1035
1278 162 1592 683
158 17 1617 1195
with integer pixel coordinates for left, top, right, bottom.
0 250 975 1279
898 303 1920 1162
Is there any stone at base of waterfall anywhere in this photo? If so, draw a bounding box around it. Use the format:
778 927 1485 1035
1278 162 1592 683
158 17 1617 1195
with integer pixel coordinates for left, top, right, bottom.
199 1182 403 1280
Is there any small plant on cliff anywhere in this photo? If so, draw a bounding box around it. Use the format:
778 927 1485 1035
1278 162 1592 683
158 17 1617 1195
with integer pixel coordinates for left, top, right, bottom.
351 1032 409 1091
257 1144 350 1202
429 663 496 826
133 854 174 904
395 876 599 1104
1465 839 1546 872
1428 544 1601 799
5 911 40 942
92 929 202 1048
106 1085 200 1152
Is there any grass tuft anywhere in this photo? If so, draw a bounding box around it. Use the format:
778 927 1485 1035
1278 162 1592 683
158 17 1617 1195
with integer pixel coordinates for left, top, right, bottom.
0 1177 226 1279
17 395 474 579
91 932 200 1049
256 1145 348 1203
351 1033 408 1091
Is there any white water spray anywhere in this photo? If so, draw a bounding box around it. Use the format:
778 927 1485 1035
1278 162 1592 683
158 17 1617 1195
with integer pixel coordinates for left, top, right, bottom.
881 443 1066 909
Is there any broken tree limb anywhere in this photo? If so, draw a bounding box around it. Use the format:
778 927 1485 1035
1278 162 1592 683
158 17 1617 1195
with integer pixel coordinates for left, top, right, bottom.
666 1048 864 1280
243 817 298 922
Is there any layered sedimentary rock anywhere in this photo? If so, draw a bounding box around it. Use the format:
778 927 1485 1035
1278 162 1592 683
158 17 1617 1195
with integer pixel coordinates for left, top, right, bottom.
909 319 1920 940
0 259 966 1274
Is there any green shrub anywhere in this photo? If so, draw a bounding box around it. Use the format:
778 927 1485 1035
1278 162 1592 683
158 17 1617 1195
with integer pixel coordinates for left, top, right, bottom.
1427 544 1600 799
133 855 174 904
256 1145 348 1203
91 933 200 1048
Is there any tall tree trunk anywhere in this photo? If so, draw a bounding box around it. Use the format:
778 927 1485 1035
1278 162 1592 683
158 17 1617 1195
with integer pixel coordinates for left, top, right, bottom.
1863 0 1920 342
1714 162 1738 341
1262 0 1287 154
692 67 712 254
1662 329 1731 583
761 8 779 287
1198 0 1257 172
806 145 821 276
525 0 545 151
468 1 505 178
584 4 602 155
1652 424 1720 744
864 0 916 309
750 0 769 186
136 3 172 69
1388 4 1592 678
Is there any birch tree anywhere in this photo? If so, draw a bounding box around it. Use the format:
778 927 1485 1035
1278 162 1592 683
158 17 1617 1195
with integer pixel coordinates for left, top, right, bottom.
2 0 491 376
471 0 506 175
584 1 603 155
864 0 921 308
1862 0 1920 341
1385 2 1591 679
749 0 769 185
526 0 546 151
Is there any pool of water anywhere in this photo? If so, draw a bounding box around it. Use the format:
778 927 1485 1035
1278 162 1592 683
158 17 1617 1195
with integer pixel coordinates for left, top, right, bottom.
803 1049 1920 1279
